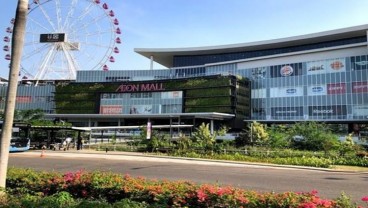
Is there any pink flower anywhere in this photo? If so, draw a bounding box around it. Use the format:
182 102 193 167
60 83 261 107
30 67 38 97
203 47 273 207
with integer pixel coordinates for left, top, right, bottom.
63 172 74 182
318 199 333 207
362 196 368 201
311 189 318 196
197 189 208 202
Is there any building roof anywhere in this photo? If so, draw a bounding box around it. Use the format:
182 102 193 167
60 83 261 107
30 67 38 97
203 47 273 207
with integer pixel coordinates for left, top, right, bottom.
134 24 368 68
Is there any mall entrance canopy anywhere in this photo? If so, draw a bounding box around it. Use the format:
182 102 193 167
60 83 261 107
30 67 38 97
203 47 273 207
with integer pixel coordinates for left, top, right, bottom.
45 112 235 134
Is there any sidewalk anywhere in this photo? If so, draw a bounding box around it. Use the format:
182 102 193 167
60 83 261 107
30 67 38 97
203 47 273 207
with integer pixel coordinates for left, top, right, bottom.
26 149 368 173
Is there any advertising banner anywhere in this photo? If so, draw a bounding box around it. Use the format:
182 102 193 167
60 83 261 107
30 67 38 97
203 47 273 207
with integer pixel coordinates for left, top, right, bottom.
308 105 347 116
129 105 153 114
308 85 327 96
352 81 368 93
327 83 346 94
100 105 122 114
270 63 303 78
270 86 303 98
306 60 326 75
352 105 368 116
350 56 368 71
306 58 346 75
161 91 183 99
326 58 346 73
271 107 303 117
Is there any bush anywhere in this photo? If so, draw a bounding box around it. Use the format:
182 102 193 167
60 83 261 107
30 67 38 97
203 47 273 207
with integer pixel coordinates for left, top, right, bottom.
3 168 359 208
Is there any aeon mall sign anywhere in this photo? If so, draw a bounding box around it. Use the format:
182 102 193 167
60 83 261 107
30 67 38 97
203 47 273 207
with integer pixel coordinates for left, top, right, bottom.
116 83 165 92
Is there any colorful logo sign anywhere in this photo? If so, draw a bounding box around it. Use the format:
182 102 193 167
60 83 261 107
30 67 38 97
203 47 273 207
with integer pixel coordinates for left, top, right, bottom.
280 65 293 76
308 85 326 96
330 61 344 70
327 83 346 94
100 105 122 114
352 82 368 93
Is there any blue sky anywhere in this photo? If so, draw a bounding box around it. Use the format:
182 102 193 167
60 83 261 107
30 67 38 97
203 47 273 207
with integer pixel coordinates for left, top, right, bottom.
1 0 368 79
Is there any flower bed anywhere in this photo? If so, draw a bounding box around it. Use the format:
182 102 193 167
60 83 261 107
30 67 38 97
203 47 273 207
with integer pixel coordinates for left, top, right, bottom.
3 168 365 207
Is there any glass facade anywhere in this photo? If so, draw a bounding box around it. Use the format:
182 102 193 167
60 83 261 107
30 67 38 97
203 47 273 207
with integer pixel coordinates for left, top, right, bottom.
78 54 367 122
173 36 367 67
240 55 368 121
0 84 55 114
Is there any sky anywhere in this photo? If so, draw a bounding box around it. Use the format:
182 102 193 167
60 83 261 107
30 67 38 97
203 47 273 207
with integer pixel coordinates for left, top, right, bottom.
1 0 368 79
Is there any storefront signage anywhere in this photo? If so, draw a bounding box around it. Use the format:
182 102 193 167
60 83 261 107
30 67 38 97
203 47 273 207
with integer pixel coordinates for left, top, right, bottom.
116 83 164 92
330 60 344 70
270 63 302 78
308 105 346 116
271 107 303 117
352 81 368 93
308 85 326 96
327 83 346 94
270 87 303 98
100 105 122 114
280 65 293 76
306 58 346 75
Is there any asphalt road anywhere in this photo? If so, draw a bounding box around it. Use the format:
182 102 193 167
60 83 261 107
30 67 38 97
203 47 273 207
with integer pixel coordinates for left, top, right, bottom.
8 151 368 204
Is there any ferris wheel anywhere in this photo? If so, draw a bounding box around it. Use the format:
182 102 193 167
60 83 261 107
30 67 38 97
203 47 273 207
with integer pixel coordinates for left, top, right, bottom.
3 0 121 81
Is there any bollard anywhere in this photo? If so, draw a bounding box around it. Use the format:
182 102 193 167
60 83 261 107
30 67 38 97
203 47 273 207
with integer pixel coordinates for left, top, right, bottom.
106 147 108 153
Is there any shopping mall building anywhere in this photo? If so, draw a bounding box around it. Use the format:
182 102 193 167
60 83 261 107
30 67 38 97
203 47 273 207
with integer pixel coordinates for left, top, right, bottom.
1 24 368 134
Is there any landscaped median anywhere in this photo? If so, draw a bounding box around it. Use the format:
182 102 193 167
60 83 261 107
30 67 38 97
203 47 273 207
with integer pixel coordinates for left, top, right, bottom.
2 168 367 207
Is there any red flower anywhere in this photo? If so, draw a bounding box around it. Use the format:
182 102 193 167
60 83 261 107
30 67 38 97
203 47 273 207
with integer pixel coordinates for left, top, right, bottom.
362 196 368 202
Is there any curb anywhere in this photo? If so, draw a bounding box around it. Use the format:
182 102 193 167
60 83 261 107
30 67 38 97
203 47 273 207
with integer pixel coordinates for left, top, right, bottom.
27 149 368 174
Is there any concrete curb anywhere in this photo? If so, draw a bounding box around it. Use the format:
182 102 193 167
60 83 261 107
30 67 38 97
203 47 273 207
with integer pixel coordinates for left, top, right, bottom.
25 149 368 174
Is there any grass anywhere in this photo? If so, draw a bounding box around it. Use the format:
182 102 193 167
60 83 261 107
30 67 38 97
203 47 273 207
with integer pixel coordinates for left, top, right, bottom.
331 165 368 172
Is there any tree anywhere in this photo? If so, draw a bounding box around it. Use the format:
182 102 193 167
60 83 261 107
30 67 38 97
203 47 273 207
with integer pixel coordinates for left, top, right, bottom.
235 122 252 147
192 122 227 152
0 0 28 191
289 121 339 151
266 124 291 148
235 121 269 147
251 121 269 145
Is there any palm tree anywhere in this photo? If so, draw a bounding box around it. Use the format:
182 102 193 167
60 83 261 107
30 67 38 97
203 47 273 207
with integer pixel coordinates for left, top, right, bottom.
0 0 28 190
